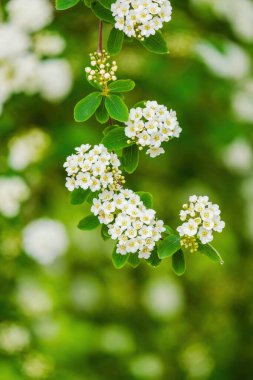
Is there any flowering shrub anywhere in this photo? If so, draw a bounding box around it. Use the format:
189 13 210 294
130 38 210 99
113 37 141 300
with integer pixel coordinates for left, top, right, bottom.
57 0 225 274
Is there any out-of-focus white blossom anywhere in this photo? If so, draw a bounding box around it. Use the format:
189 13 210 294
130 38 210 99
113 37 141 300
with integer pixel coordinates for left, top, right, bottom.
125 100 181 157
34 32 66 57
37 59 72 101
232 80 253 123
177 195 225 252
22 218 69 265
195 41 251 80
111 0 172 39
0 23 30 59
6 0 53 32
0 323 30 354
0 0 72 114
91 189 165 259
22 353 54 379
64 144 125 192
191 0 253 42
0 176 30 218
8 128 51 171
221 138 253 174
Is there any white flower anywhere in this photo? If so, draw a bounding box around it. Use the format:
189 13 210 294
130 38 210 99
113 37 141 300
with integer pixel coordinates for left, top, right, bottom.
7 0 53 32
22 218 69 265
64 144 125 193
37 59 72 101
0 23 30 59
0 176 30 218
0 324 30 354
91 188 165 259
34 32 66 57
177 195 225 251
125 101 181 157
111 0 172 39
8 128 50 171
85 50 118 86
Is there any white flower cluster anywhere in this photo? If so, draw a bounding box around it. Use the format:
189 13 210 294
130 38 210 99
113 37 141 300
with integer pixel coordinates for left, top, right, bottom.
111 0 172 39
91 189 165 259
177 195 225 252
0 176 30 218
8 128 50 171
64 144 125 192
85 50 117 89
125 101 182 157
0 0 72 115
22 218 69 265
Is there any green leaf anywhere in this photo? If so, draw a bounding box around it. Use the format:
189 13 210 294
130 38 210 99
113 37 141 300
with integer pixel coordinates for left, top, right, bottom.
172 249 186 276
91 2 114 23
78 214 100 230
74 92 102 122
163 225 177 235
105 94 129 122
122 144 139 174
198 243 224 264
70 188 90 205
141 32 168 54
56 0 80 10
147 247 161 267
101 127 131 150
158 234 181 259
102 124 119 136
108 79 135 93
107 28 124 55
134 100 146 108
136 192 153 208
128 253 141 268
97 0 114 9
83 0 92 7
112 247 129 269
95 100 109 124
101 224 110 241
86 191 99 205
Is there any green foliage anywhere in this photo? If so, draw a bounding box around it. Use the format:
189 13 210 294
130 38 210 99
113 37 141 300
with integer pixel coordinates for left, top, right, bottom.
74 92 102 122
128 253 141 268
91 2 114 23
101 224 110 241
107 28 125 55
158 234 181 259
141 32 168 54
105 94 129 122
78 214 100 230
56 0 80 10
101 126 131 150
95 100 109 124
136 192 153 208
172 249 186 276
122 144 139 174
198 243 224 264
147 248 161 267
112 247 129 269
97 0 114 9
70 188 90 205
108 80 135 93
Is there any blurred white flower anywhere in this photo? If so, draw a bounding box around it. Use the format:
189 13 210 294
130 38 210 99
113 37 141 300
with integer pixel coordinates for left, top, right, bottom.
22 353 54 379
180 343 214 379
0 23 30 59
0 176 30 218
142 278 184 319
0 323 30 354
195 40 251 80
37 59 73 101
221 138 253 174
34 32 66 57
22 218 69 265
8 128 50 171
191 0 253 42
16 280 53 316
70 276 103 312
232 80 253 123
6 0 53 32
130 354 164 379
99 325 135 355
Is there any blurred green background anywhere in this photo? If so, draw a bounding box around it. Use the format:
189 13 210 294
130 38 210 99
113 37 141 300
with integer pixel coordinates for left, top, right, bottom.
1 0 253 379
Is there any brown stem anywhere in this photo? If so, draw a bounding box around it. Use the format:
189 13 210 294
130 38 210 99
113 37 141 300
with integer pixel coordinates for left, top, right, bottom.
98 20 103 53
